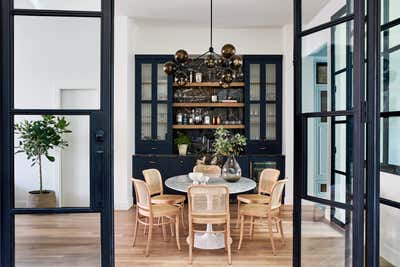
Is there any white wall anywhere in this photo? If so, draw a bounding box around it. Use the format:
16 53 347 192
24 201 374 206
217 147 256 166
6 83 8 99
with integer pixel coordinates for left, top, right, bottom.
113 17 136 210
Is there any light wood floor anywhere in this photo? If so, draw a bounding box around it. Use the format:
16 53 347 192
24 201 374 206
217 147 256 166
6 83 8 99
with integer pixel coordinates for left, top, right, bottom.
14 204 395 267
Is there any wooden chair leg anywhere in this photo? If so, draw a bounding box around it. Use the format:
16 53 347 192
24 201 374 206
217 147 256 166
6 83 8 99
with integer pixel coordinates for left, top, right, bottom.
236 200 241 227
170 218 175 237
227 222 232 265
279 220 285 245
268 217 276 255
175 214 181 251
180 202 186 231
238 215 245 250
161 217 167 241
188 232 193 264
132 210 139 247
224 224 228 252
143 217 147 235
249 216 254 240
145 217 153 257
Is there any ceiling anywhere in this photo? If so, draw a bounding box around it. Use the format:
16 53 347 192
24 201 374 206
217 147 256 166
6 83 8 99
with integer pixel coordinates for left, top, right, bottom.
116 0 330 28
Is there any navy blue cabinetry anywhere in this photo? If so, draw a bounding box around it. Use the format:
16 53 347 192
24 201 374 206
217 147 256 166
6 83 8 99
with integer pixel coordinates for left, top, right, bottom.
244 55 282 154
135 55 174 154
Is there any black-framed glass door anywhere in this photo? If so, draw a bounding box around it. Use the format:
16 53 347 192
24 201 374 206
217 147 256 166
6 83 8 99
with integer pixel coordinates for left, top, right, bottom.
379 0 400 266
1 1 114 266
294 0 367 266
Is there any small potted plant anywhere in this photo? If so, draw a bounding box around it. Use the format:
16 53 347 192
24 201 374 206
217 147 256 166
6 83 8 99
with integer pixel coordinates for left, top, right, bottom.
15 115 71 208
213 128 246 182
174 131 191 156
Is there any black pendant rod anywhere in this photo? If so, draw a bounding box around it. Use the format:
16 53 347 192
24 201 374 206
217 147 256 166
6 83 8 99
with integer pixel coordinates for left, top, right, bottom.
210 0 213 51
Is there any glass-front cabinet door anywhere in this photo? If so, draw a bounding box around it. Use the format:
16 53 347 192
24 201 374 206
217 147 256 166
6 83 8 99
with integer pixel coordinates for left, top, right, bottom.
135 55 173 154
244 56 282 154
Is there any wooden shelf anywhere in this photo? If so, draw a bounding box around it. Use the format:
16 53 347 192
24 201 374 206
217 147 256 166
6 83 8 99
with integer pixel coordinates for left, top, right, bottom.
172 124 245 130
172 102 245 108
173 82 245 88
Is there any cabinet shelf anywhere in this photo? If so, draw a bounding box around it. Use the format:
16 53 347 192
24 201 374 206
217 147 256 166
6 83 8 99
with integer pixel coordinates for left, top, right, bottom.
173 82 245 88
172 124 245 130
172 102 245 108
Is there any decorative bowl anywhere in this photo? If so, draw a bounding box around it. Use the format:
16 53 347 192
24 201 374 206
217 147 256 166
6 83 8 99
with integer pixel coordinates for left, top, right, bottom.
188 172 203 184
198 175 210 184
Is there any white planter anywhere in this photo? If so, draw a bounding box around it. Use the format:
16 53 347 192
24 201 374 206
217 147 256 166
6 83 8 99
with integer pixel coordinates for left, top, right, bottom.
178 144 188 156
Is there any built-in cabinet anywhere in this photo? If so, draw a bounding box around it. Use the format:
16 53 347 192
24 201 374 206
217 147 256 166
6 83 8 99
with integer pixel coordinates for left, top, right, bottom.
135 54 282 154
244 55 282 154
133 54 285 201
135 55 173 154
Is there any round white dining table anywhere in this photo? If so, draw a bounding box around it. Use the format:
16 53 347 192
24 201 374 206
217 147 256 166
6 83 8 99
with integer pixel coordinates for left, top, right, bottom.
165 174 256 250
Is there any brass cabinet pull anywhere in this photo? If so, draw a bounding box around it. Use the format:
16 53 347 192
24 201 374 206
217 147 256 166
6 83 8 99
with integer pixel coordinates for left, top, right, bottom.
259 147 267 150
149 161 157 164
151 147 158 150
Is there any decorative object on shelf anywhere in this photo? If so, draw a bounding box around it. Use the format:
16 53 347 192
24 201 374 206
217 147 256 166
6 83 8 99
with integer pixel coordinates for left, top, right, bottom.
176 112 183 124
211 93 218 103
213 128 246 182
174 131 192 156
14 115 71 208
195 72 203 83
162 0 243 87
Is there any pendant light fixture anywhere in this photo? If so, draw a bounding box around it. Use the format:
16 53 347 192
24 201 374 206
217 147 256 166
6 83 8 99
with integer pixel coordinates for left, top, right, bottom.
163 0 243 88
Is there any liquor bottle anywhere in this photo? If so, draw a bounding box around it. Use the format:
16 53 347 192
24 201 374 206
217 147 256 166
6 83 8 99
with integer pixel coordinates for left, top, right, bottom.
204 111 211 125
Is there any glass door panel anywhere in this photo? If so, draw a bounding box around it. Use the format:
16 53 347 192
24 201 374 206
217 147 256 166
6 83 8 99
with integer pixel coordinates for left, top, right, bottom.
15 213 101 266
157 64 168 101
141 103 152 141
266 104 276 140
249 104 260 140
380 3 400 266
249 64 260 101
13 0 101 11
157 104 168 141
13 16 101 110
14 115 91 208
141 64 152 101
301 200 352 266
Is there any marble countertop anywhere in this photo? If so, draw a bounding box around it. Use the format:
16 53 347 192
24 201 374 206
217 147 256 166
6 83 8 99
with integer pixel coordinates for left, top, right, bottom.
165 175 256 194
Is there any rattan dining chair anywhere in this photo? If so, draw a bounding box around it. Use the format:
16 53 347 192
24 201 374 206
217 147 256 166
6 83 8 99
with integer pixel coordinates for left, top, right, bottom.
236 168 280 227
131 178 181 256
193 164 221 178
187 185 232 265
143 169 186 231
237 179 288 255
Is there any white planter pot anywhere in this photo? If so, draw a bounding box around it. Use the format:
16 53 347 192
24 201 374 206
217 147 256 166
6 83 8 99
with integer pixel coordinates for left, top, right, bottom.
178 144 188 156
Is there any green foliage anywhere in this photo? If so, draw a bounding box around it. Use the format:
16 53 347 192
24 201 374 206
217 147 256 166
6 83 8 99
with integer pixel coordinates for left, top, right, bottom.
15 115 72 193
213 128 246 158
174 131 192 146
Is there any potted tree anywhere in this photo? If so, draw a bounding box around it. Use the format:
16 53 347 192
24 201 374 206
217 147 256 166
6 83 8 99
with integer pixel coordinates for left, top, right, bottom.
15 115 71 208
174 131 191 156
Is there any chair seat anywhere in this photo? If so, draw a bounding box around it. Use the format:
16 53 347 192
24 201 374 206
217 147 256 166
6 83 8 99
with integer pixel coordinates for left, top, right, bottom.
151 194 185 205
239 204 271 217
237 194 270 204
138 204 179 218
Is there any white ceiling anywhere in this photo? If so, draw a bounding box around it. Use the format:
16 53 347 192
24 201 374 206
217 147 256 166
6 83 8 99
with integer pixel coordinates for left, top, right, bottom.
116 0 330 28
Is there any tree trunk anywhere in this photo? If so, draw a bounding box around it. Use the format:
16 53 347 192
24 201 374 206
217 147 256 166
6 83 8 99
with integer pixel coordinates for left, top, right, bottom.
38 155 43 194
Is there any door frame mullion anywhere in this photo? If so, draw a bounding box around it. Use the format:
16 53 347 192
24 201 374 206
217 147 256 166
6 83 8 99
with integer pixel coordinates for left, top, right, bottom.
365 0 381 266
352 0 366 266
292 0 302 266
